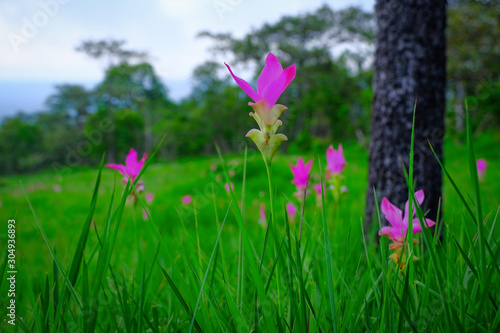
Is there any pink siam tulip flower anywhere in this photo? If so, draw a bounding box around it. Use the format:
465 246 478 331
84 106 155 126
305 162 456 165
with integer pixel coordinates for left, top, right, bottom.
105 148 147 183
326 144 346 175
225 53 296 109
181 195 193 205
379 190 435 242
379 190 436 269
477 159 487 179
146 193 154 203
224 182 235 193
286 202 297 222
290 158 313 191
226 53 296 164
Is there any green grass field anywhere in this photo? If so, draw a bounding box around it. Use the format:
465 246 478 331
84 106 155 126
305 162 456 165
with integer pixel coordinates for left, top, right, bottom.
0 131 499 332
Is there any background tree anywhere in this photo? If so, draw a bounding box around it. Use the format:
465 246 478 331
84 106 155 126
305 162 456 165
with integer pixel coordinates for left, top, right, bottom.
76 39 149 162
94 62 167 153
447 0 500 134
365 0 447 225
44 84 91 130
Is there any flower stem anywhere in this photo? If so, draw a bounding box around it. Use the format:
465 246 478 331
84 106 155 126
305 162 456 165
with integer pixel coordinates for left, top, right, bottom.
264 158 281 313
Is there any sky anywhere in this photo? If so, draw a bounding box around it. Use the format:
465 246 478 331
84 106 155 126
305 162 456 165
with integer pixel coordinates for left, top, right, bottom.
0 0 374 118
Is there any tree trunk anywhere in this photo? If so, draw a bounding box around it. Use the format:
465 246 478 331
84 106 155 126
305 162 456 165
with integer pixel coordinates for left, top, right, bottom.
365 0 446 227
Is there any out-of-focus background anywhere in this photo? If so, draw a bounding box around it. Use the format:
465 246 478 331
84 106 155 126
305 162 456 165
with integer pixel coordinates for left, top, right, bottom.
0 0 498 173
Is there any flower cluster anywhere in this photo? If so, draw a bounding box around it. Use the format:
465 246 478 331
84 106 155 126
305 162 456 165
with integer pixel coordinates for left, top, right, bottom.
288 144 347 208
325 144 347 202
225 53 296 164
379 190 436 270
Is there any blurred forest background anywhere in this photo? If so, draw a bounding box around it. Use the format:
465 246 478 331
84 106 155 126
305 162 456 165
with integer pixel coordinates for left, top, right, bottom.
1 0 499 175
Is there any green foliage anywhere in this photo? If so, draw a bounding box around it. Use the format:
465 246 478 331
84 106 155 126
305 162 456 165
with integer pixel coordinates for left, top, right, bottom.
1 3 499 175
1 135 498 331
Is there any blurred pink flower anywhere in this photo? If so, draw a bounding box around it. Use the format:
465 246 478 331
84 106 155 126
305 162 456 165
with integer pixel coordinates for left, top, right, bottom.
286 203 297 222
146 193 154 203
313 183 323 206
225 53 296 109
52 184 62 192
181 195 192 205
142 208 150 220
477 159 487 179
259 204 266 220
290 158 313 190
106 148 147 183
224 182 235 193
326 144 346 175
313 183 322 196
379 190 435 242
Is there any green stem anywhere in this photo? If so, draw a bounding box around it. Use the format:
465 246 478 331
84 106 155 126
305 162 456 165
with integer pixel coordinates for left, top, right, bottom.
264 158 281 314
264 159 275 229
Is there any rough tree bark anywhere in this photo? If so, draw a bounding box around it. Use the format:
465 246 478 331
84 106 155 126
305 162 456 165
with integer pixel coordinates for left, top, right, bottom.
365 0 446 226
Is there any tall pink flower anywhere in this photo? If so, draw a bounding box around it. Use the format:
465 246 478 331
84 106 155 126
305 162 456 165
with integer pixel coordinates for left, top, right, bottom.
477 159 487 179
106 148 147 183
326 144 346 175
225 53 296 109
226 53 296 164
290 158 312 191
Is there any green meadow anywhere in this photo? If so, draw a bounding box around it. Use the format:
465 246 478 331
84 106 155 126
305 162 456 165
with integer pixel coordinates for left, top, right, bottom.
1 131 499 332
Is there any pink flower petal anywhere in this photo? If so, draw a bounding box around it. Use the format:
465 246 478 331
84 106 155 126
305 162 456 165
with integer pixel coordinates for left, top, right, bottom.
126 148 138 171
257 53 284 93
411 218 435 234
105 163 127 177
146 193 154 203
225 62 260 102
381 197 403 229
404 190 425 219
261 64 296 107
